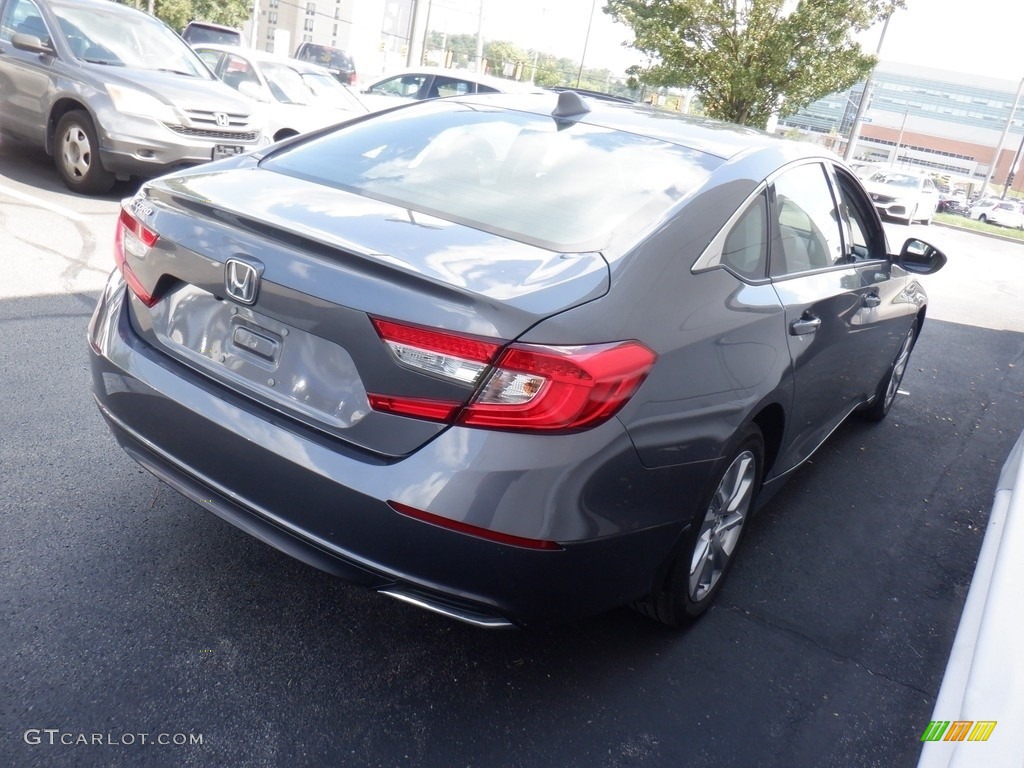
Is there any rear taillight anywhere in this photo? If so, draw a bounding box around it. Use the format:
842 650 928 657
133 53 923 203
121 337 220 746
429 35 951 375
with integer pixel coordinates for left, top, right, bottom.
462 341 656 431
114 206 158 307
370 317 656 432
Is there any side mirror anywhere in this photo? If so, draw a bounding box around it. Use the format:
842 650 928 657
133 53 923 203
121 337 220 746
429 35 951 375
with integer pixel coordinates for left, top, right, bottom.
11 32 53 55
897 238 947 275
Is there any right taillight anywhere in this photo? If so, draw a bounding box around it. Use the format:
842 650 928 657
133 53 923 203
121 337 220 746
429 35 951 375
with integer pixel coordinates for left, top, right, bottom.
369 317 656 433
460 341 656 431
113 205 158 307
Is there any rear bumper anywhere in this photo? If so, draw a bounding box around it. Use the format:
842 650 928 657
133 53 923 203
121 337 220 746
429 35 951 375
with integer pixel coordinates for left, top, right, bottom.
89 276 704 626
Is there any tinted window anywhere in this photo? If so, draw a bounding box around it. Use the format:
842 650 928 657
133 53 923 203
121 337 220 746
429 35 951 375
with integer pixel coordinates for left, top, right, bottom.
295 43 352 71
183 25 242 46
770 163 843 276
263 102 721 250
720 192 768 279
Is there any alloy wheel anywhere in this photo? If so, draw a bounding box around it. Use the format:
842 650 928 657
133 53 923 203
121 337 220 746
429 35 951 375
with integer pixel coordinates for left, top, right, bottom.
689 449 757 602
884 326 916 411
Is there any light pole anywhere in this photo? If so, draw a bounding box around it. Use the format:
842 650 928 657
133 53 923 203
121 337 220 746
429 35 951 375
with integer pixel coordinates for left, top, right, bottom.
891 110 909 167
575 0 598 88
1001 127 1024 199
844 12 891 162
981 76 1024 198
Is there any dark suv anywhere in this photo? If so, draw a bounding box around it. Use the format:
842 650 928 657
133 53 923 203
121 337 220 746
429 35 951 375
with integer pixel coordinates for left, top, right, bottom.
0 0 261 193
181 20 243 47
293 42 356 85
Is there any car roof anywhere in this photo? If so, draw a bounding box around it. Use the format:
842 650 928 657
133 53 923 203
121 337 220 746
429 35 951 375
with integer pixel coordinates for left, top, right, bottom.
185 20 239 32
370 67 543 94
447 91 831 164
192 43 329 74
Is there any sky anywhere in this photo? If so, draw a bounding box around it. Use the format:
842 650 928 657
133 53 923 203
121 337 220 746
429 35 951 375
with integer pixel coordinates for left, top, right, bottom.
425 0 1024 84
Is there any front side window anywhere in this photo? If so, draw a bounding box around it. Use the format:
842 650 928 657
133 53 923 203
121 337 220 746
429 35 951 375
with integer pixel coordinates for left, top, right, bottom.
831 168 886 261
770 163 844 277
370 74 427 98
0 0 49 45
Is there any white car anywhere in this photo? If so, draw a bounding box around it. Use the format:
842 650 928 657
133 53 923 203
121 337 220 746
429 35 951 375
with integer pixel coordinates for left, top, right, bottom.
359 66 542 112
968 198 1024 229
862 170 940 225
193 44 368 142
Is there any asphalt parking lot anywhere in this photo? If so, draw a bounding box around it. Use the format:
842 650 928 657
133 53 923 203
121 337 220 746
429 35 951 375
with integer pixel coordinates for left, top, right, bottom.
2 142 1023 768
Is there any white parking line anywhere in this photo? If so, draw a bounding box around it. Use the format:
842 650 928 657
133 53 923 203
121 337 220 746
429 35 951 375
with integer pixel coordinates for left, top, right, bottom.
0 183 87 222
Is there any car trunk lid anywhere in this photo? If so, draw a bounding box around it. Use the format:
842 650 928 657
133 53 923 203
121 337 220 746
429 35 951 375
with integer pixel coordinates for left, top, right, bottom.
120 166 609 457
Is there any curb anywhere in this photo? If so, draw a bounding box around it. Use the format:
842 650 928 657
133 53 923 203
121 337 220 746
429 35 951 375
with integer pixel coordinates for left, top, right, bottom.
931 219 1024 245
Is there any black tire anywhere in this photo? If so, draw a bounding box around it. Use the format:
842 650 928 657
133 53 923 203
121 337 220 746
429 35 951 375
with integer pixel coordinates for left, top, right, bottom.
53 110 115 194
633 425 764 626
861 319 919 423
979 214 988 224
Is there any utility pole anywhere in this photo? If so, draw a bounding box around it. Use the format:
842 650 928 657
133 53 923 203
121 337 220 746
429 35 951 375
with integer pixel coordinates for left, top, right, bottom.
475 0 484 73
249 0 259 48
1001 129 1024 199
982 76 1024 198
891 110 909 167
407 0 427 67
844 12 891 162
575 0 598 89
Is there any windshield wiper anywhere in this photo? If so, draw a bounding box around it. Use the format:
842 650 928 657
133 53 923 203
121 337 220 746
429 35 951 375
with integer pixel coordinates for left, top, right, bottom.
156 67 197 77
82 58 124 66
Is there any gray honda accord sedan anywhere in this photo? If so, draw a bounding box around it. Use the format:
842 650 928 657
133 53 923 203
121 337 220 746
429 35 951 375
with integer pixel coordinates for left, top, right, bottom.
89 92 946 628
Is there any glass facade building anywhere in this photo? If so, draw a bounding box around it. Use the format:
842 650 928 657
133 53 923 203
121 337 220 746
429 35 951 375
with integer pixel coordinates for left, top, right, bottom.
778 62 1023 184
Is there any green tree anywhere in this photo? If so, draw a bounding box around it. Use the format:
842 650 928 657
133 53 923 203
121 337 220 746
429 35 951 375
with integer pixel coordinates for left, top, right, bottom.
121 0 251 34
604 0 904 128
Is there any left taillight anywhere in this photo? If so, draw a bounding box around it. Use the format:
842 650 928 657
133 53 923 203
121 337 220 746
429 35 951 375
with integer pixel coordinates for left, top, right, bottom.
369 317 656 433
113 205 159 307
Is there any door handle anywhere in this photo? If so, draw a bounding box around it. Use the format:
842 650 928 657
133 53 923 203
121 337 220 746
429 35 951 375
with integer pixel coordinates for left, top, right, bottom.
862 293 881 308
790 314 821 335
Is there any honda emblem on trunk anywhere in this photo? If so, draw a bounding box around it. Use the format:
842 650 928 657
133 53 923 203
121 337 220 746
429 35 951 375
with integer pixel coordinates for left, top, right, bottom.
214 112 230 127
225 259 261 305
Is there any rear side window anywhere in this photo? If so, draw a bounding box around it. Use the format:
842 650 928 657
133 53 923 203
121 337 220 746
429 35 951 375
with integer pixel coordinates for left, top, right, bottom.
721 192 768 279
262 102 721 251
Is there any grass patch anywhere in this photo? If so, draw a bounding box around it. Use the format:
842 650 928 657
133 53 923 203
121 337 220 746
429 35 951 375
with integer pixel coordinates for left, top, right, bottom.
934 213 1024 241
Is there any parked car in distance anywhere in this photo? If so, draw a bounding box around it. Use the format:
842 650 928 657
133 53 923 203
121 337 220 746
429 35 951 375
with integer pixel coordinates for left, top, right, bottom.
545 85 635 104
194 44 368 141
937 193 969 216
293 42 356 85
862 170 940 224
0 0 262 193
182 20 242 46
968 198 1024 229
359 66 542 111
89 91 946 628
849 160 883 181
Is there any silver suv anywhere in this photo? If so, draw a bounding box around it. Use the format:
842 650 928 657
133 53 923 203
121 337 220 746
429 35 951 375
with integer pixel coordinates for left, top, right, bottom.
0 0 262 193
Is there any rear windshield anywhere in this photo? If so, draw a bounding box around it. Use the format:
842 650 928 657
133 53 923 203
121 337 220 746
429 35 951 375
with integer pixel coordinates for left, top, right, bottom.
262 101 719 251
296 44 352 70
184 25 242 46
